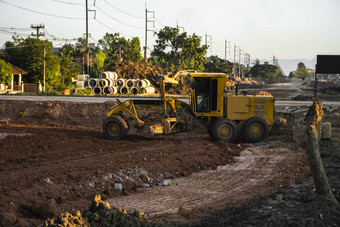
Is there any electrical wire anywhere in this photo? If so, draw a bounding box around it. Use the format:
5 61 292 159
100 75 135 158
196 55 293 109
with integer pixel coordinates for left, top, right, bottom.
212 40 223 47
94 18 134 38
103 0 143 19
0 26 32 31
0 29 31 37
42 28 78 42
50 0 83 6
0 0 84 20
155 18 165 28
95 5 144 29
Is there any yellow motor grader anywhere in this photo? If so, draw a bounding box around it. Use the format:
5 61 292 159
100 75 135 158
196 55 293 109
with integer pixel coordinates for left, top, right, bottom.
103 73 274 142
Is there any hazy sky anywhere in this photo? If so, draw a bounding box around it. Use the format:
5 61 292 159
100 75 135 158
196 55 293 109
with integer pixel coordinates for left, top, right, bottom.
0 0 339 61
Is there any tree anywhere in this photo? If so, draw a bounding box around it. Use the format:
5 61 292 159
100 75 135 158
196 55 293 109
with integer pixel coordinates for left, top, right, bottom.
98 33 143 66
204 55 233 74
0 59 12 85
151 26 208 72
4 37 60 85
59 43 81 85
247 61 283 78
305 101 339 208
91 48 106 76
296 62 308 79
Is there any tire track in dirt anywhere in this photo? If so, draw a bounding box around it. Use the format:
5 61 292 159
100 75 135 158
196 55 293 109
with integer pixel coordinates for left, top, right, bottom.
108 142 308 221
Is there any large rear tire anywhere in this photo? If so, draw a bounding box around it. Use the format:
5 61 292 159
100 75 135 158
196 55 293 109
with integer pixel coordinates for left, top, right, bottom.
103 116 128 140
242 117 269 143
211 119 237 142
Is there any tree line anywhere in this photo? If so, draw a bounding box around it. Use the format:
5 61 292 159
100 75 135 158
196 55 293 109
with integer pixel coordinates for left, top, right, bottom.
0 26 288 91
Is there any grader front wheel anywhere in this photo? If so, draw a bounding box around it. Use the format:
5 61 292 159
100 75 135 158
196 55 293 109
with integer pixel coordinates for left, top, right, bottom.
211 119 237 142
242 117 269 142
103 116 129 140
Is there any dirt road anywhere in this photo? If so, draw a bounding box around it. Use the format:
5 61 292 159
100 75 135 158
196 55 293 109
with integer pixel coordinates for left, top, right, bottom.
109 141 308 222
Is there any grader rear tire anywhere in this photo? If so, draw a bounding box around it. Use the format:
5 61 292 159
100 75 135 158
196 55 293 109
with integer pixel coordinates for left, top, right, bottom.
242 117 269 143
103 116 129 140
211 119 237 142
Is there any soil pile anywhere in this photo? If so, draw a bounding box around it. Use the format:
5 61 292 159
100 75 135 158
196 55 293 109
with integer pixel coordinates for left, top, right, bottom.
0 100 116 128
107 61 165 90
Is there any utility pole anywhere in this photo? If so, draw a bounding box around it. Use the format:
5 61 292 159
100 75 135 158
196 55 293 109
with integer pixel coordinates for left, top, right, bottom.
224 39 228 60
177 19 185 32
225 40 230 60
273 55 278 66
205 31 212 57
31 24 45 39
238 48 242 79
85 0 90 75
43 44 46 93
144 4 155 62
233 44 237 76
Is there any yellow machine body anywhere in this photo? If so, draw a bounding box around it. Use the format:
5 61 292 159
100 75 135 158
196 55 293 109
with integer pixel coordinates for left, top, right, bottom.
190 73 274 127
103 72 274 142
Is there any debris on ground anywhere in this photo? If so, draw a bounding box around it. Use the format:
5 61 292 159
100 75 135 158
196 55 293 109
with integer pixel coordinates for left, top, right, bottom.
42 195 150 227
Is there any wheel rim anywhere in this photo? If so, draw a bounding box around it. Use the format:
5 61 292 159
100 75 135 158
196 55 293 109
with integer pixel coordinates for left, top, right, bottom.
219 125 232 138
107 123 120 137
250 123 263 137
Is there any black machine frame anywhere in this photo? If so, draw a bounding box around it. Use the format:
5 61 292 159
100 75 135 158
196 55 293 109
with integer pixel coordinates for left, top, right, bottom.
315 55 340 97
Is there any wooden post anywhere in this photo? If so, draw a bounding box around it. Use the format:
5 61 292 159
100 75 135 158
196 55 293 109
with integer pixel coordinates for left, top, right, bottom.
304 100 339 207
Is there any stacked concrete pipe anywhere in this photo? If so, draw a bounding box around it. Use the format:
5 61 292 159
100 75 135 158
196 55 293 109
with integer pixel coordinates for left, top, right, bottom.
85 71 155 95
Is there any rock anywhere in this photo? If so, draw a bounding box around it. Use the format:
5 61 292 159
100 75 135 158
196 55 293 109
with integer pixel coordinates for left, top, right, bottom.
139 183 150 188
321 122 332 139
162 179 171 186
293 124 305 145
276 117 287 125
115 176 124 183
139 173 150 184
0 212 17 227
122 178 137 192
114 183 123 191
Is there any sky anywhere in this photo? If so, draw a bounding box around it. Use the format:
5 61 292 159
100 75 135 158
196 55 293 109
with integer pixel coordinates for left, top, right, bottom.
0 0 340 64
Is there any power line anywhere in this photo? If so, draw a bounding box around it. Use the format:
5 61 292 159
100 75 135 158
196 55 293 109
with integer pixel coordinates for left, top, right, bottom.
103 0 143 19
155 18 165 28
0 26 32 31
0 0 84 20
94 5 144 29
0 30 31 38
43 28 78 42
94 18 134 38
50 0 83 6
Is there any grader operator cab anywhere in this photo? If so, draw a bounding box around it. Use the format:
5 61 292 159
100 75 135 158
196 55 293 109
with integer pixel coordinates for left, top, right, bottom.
103 73 274 142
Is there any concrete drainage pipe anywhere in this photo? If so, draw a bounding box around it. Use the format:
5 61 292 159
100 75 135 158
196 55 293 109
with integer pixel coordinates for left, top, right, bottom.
93 86 102 95
145 86 155 94
99 71 118 80
130 87 138 95
88 78 99 88
116 78 125 87
119 86 129 94
103 86 118 95
126 79 136 88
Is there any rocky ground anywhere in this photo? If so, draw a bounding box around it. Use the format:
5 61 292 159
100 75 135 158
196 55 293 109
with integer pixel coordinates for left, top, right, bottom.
0 79 339 226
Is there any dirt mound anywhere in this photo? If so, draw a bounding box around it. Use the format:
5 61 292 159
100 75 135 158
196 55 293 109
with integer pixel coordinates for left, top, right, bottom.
0 100 116 128
107 61 165 90
43 195 150 227
106 61 194 95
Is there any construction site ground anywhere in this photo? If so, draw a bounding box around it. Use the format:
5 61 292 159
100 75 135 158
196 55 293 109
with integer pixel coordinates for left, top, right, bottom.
0 79 340 226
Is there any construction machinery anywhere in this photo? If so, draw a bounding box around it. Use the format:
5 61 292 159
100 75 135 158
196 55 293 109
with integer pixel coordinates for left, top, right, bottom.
103 73 274 142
